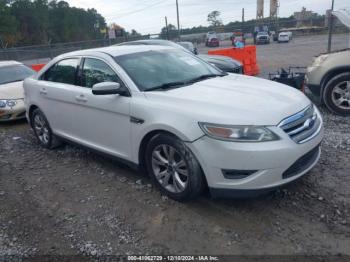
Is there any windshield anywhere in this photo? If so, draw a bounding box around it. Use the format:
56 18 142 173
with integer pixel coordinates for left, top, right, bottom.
0 65 35 85
115 50 223 91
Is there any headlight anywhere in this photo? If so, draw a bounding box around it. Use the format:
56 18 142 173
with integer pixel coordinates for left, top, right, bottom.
199 123 279 142
0 99 18 108
0 100 6 108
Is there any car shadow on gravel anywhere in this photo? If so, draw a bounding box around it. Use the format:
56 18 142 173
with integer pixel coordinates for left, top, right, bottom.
0 118 27 127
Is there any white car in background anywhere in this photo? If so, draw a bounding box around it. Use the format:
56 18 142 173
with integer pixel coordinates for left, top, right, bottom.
278 32 290 43
0 61 35 121
24 45 323 201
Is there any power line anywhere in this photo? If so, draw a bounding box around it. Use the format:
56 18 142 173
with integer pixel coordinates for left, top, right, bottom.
105 0 170 20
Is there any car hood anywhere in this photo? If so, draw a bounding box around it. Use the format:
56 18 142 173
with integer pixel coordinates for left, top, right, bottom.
0 81 24 99
144 74 311 126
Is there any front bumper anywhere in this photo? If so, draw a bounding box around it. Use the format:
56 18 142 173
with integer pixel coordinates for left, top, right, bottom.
0 100 26 122
256 39 269 44
186 119 323 194
305 69 323 103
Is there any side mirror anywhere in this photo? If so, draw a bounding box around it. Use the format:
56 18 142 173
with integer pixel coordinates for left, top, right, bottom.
92 82 121 95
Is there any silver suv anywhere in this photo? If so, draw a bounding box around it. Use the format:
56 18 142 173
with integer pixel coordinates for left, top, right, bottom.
306 49 350 116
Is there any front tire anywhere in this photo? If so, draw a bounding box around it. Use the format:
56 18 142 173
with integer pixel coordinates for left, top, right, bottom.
145 133 204 201
31 108 62 149
323 72 350 116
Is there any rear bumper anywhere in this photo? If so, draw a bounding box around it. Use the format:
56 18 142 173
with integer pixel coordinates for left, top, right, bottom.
206 42 219 47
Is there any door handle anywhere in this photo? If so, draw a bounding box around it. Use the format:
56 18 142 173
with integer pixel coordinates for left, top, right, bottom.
39 88 47 95
75 94 87 103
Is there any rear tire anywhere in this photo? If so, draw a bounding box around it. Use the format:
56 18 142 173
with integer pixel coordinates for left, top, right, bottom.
31 108 62 149
145 133 204 201
323 72 350 116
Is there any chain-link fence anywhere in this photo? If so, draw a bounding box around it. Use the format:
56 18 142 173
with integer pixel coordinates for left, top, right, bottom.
0 34 153 65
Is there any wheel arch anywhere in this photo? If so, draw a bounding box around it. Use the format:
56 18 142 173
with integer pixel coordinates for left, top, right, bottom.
138 129 182 174
137 128 209 194
28 104 39 127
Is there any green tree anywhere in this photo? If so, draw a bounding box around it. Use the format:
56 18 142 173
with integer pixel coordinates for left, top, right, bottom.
207 11 223 27
160 23 177 40
2 0 106 46
130 29 141 36
0 0 18 47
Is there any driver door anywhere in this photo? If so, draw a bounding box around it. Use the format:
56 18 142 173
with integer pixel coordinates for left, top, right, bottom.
69 57 132 160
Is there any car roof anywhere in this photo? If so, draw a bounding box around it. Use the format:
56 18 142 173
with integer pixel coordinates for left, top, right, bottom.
0 60 22 68
59 45 177 58
118 39 181 48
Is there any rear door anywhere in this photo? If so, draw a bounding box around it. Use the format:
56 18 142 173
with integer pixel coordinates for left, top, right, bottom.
68 57 132 160
37 58 80 136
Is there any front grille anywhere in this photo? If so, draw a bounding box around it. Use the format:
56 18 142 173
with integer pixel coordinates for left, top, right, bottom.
283 145 320 179
278 105 321 144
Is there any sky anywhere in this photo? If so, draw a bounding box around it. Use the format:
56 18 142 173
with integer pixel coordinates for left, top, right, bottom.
66 0 350 34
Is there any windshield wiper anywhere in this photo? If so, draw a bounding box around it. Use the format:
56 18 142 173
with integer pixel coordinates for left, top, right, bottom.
144 73 227 92
186 73 226 84
145 81 187 91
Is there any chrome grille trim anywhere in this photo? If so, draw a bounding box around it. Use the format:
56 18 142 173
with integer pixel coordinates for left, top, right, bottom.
278 105 321 144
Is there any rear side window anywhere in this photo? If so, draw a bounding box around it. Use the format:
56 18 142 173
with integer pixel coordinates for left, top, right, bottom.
81 58 122 88
42 58 79 85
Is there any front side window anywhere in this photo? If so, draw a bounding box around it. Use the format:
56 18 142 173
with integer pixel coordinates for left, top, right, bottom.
43 58 79 85
0 65 35 85
114 50 222 91
81 58 121 88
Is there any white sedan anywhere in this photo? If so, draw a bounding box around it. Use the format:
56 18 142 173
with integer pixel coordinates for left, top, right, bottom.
24 45 323 201
278 32 290 43
0 61 35 121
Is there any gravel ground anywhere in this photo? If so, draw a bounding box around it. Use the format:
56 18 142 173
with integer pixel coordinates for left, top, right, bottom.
1 34 350 258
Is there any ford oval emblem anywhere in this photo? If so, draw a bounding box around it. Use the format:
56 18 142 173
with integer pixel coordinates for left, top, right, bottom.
305 118 315 129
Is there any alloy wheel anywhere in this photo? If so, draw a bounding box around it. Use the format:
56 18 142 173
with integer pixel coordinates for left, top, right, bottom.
331 81 350 110
151 144 188 193
33 114 50 144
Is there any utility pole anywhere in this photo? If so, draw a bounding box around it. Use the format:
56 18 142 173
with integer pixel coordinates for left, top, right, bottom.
327 0 335 53
176 0 180 39
242 8 245 23
242 7 245 32
165 16 169 40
